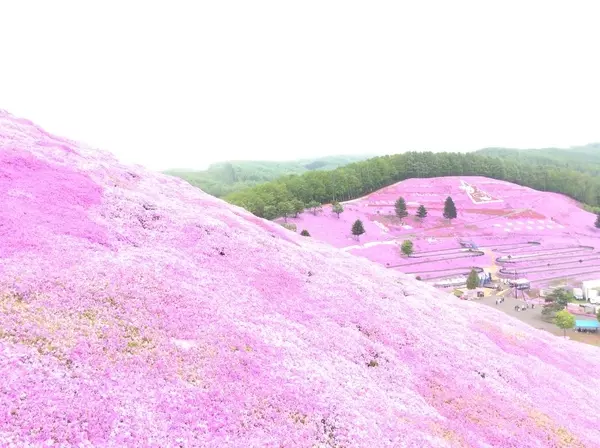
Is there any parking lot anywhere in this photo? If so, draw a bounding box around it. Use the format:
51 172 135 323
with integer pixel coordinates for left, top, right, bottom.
477 290 600 346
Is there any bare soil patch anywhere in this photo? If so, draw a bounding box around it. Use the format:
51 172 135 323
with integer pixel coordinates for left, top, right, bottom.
507 209 546 220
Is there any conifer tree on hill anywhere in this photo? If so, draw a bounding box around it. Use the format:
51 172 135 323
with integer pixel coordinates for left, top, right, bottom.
595 213 600 229
351 219 365 240
466 269 480 290
395 197 408 220
416 204 428 219
443 196 457 221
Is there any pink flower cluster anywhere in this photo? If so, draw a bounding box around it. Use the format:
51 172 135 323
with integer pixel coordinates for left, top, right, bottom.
1 110 600 447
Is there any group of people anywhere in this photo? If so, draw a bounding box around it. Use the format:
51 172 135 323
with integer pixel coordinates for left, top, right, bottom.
494 296 535 311
514 302 534 311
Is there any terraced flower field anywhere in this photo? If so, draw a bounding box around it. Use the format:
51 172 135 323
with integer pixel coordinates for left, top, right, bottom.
282 177 600 289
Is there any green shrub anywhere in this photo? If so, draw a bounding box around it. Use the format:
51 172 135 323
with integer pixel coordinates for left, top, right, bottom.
281 222 297 232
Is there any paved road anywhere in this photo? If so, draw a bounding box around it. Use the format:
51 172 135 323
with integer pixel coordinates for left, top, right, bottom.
478 293 557 332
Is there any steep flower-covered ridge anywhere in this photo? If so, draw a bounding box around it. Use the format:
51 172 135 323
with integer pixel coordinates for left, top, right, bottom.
1 110 599 447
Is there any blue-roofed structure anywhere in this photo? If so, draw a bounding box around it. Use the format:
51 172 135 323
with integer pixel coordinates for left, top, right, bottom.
575 320 599 331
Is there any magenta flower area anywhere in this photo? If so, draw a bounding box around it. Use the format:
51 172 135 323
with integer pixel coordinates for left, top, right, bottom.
282 177 600 288
1 110 599 447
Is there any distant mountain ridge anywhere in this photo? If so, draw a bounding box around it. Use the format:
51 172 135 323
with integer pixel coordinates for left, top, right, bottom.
477 142 600 154
476 143 600 174
164 154 373 197
167 144 600 199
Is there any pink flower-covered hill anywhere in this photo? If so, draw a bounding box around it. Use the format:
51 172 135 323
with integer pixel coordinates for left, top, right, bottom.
283 177 600 288
1 110 600 447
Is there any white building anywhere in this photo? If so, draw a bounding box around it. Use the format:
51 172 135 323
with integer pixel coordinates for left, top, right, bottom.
581 280 600 303
508 278 530 290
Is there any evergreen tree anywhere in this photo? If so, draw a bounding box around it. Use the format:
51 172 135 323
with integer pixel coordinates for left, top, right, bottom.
416 204 428 219
300 229 311 237
395 197 408 220
443 196 457 221
401 240 414 257
595 213 600 229
351 219 365 239
332 201 344 218
466 269 479 290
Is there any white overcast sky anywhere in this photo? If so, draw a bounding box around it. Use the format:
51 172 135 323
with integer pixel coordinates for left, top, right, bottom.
1 1 599 171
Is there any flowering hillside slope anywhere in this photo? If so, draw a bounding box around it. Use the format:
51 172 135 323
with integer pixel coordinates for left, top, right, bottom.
1 110 600 447
281 177 600 289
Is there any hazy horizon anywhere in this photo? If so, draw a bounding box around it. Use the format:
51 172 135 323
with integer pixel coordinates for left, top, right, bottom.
163 144 600 172
1 1 599 171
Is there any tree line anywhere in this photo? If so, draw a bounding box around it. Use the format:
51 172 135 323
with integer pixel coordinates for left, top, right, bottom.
165 155 370 198
225 151 600 219
476 144 600 178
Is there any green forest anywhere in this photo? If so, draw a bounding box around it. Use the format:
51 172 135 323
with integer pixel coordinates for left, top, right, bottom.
476 144 600 177
164 154 372 197
225 150 600 219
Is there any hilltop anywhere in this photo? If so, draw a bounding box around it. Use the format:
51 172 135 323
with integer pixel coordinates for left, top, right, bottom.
225 150 600 223
164 154 371 197
1 111 600 447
